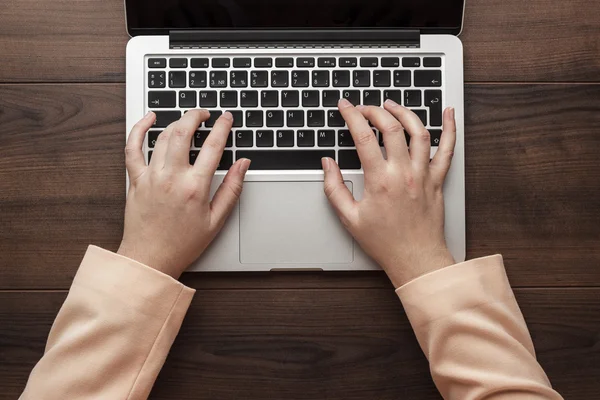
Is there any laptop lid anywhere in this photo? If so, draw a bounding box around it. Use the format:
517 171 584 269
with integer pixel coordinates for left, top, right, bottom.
125 0 465 37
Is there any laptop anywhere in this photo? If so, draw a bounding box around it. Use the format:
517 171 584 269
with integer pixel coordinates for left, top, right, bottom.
125 0 466 272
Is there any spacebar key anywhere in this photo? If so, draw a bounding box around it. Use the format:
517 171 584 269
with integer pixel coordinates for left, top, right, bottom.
236 150 335 170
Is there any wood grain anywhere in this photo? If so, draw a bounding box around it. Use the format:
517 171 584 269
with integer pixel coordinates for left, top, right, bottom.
0 289 598 400
0 0 598 83
1 83 600 289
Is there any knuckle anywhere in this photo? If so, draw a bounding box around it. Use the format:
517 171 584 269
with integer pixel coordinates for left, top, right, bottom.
172 126 189 138
124 146 136 157
225 180 244 199
354 131 377 146
156 131 169 142
418 128 431 142
381 121 403 134
203 139 222 152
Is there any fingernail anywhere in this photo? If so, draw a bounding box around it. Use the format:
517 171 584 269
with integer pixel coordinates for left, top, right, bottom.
222 111 234 121
239 158 251 174
338 98 352 109
321 157 330 172
144 111 154 119
385 99 399 107
449 107 455 118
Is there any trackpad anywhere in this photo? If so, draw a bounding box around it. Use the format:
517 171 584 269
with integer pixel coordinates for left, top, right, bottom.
239 182 354 265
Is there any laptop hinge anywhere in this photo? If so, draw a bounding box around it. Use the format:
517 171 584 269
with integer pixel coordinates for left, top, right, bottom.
169 29 420 49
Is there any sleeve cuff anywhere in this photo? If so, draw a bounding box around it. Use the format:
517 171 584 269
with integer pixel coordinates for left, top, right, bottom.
396 255 513 328
73 245 195 317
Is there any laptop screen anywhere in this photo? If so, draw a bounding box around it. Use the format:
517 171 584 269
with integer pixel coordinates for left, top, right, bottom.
126 0 465 35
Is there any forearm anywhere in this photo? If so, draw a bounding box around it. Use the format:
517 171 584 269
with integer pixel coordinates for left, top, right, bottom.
20 246 195 400
397 255 563 400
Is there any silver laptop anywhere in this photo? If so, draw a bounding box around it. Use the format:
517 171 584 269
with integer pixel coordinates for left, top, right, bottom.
125 0 466 272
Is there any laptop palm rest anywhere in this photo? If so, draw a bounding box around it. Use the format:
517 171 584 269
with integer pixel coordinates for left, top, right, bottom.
239 181 354 266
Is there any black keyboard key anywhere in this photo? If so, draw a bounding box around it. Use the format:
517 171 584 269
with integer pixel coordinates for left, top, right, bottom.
277 130 294 147
282 90 300 107
328 110 345 127
225 132 233 147
179 91 197 108
412 109 428 126
338 130 355 147
404 90 422 107
218 151 234 170
322 90 340 107
169 71 186 88
210 71 227 88
230 71 248 88
148 91 176 108
148 130 161 148
229 110 244 128
394 70 411 87
212 58 230 68
297 57 315 67
318 57 336 67
425 90 443 127
148 71 166 88
424 57 442 68
233 58 252 68
307 110 325 127
342 90 361 106
206 111 223 128
194 130 210 147
430 129 442 147
256 130 274 147
292 70 309 87
381 57 400 67
318 130 335 147
153 111 181 128
340 57 358 67
169 58 188 68
148 58 166 68
363 90 381 106
353 70 370 87
246 110 263 127
302 90 319 107
360 57 378 67
241 90 259 107
251 71 268 87
287 110 304 127
338 150 361 169
297 130 315 147
220 91 238 108
148 151 153 162
189 71 207 88
262 91 279 107
254 57 273 68
415 70 442 87
236 130 253 147
333 70 350 87
271 71 289 87
191 58 209 68
266 110 284 127
384 90 402 104
373 70 391 87
402 57 421 67
276 57 294 68
199 91 218 108
312 71 329 87
189 150 199 165
236 150 336 170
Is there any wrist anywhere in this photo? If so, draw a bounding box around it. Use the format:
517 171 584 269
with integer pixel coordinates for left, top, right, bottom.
382 246 455 289
117 242 183 279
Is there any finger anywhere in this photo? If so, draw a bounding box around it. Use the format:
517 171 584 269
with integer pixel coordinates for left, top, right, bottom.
165 109 209 168
125 112 155 180
338 99 385 171
430 107 457 184
194 112 234 175
322 157 357 226
357 106 409 164
383 100 430 168
210 158 251 228
149 125 171 171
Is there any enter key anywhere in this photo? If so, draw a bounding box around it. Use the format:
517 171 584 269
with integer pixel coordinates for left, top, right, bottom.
425 90 443 127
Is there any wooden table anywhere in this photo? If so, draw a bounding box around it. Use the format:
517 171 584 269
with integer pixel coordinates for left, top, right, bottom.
1 1 599 398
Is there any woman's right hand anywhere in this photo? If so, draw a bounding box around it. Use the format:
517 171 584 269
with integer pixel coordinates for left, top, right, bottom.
322 99 457 288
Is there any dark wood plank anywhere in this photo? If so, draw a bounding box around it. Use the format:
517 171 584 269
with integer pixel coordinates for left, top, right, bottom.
0 0 598 83
1 83 600 289
0 289 598 399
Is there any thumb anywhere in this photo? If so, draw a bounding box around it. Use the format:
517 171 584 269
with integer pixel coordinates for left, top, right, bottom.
322 157 356 225
210 158 251 228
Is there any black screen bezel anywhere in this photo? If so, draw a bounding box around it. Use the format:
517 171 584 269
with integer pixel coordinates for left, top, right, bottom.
125 0 465 37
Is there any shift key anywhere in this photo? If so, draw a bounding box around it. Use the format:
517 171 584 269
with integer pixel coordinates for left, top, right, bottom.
153 111 181 128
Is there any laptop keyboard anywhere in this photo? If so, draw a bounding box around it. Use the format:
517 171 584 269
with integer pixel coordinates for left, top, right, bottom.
145 54 444 170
